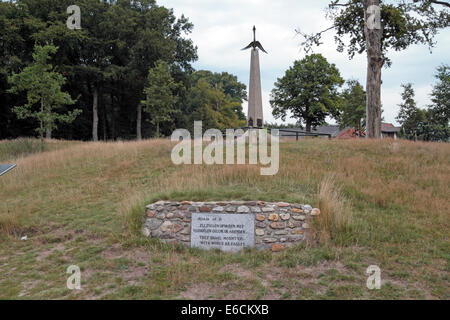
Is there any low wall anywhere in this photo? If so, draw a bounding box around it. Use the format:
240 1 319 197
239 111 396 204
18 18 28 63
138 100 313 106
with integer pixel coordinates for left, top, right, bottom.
142 201 320 252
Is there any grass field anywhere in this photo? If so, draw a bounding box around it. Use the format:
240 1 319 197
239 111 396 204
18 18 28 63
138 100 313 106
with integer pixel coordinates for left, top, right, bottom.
0 137 448 299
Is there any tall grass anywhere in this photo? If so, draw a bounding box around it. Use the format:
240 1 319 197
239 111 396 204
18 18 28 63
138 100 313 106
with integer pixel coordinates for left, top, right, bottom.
0 211 21 236
312 175 353 245
0 138 81 162
0 138 43 162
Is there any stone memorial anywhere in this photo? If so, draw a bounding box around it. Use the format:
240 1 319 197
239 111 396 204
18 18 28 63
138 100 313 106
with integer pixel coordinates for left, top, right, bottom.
142 201 320 252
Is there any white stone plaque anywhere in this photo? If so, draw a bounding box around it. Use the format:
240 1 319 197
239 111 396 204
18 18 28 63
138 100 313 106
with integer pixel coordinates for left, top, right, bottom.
191 213 255 252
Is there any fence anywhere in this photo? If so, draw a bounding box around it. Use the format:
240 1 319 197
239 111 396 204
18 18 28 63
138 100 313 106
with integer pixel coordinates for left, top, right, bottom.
222 127 332 140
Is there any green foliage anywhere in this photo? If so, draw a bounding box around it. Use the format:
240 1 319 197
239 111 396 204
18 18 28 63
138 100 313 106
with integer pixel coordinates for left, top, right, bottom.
429 64 450 127
337 80 366 131
182 71 247 132
302 0 449 66
8 44 80 147
0 0 247 140
142 61 181 137
190 70 248 105
298 1 448 139
416 113 449 142
0 0 199 140
270 54 344 132
397 79 449 142
420 65 450 141
396 83 422 139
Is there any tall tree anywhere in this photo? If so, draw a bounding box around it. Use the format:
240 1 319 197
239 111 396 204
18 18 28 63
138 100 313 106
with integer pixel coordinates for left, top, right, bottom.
338 80 366 131
127 2 198 140
396 83 423 139
78 0 111 141
429 64 450 127
0 0 48 138
396 78 449 141
142 60 181 138
270 54 344 132
8 44 80 150
299 0 449 138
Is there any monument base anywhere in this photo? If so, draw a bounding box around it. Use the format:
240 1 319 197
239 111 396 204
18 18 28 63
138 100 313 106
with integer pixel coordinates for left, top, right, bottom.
142 201 320 252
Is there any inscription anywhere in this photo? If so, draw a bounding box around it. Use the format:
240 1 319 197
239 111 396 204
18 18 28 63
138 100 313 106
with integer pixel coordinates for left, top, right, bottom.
191 213 255 252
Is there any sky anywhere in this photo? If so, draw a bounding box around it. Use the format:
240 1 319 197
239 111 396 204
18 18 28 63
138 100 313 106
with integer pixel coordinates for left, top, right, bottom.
158 0 449 126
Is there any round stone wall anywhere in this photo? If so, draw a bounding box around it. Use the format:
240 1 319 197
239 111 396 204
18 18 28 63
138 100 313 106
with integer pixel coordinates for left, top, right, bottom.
142 201 320 252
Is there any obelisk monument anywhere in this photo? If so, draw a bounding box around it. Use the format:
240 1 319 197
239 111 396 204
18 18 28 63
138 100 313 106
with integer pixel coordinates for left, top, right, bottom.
242 26 267 128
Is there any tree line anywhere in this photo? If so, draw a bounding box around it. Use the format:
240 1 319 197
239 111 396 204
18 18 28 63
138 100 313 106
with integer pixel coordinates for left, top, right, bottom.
270 53 449 142
0 0 247 142
1 0 448 143
396 65 450 141
299 0 449 138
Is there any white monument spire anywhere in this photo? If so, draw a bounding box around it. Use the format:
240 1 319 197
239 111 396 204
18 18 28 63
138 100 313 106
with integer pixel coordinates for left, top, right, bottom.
242 26 267 128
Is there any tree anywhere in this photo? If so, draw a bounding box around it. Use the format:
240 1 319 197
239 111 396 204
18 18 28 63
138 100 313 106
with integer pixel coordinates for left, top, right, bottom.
183 78 247 133
8 44 80 150
126 2 198 140
191 71 247 103
396 83 424 139
270 54 344 132
338 79 366 132
396 81 449 142
429 64 450 127
421 64 450 141
189 70 247 122
142 61 181 138
0 0 48 139
418 110 449 141
299 0 449 138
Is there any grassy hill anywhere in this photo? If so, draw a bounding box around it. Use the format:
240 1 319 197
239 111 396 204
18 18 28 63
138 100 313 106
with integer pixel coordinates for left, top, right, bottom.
0 138 448 299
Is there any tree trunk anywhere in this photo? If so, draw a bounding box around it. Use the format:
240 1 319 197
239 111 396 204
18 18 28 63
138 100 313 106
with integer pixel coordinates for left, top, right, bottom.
156 121 160 138
306 120 312 133
102 100 107 141
364 0 383 139
110 92 116 140
46 128 52 139
40 97 45 152
92 86 99 141
137 103 142 140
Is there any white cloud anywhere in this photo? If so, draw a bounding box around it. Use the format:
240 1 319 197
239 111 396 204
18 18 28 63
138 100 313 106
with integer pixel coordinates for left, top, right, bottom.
159 0 450 126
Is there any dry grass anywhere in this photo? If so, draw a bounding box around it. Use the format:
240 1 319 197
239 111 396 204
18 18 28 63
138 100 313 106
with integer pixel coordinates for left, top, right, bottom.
0 137 449 299
312 175 352 244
